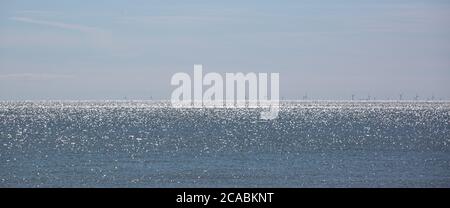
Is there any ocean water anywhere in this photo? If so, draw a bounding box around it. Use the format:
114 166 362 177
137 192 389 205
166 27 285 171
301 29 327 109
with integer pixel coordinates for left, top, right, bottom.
0 101 449 187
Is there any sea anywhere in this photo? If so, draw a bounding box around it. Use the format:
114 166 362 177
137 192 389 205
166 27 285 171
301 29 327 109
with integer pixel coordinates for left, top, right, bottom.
0 101 449 187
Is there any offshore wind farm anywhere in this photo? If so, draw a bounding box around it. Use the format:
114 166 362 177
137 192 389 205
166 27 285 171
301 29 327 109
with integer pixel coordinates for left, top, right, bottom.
1 0 449 189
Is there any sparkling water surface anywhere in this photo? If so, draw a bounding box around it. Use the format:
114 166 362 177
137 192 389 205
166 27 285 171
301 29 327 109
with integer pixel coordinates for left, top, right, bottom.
1 101 449 187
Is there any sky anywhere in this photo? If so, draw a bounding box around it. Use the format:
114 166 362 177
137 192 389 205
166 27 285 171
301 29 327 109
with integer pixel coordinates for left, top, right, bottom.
0 0 449 100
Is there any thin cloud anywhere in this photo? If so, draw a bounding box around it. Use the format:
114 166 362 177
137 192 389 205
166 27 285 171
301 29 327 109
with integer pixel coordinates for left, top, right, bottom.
0 73 74 81
116 15 234 25
10 16 103 34
14 10 63 16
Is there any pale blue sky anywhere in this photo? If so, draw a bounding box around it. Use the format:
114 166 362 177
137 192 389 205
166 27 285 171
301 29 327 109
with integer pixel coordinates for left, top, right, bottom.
0 0 449 100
